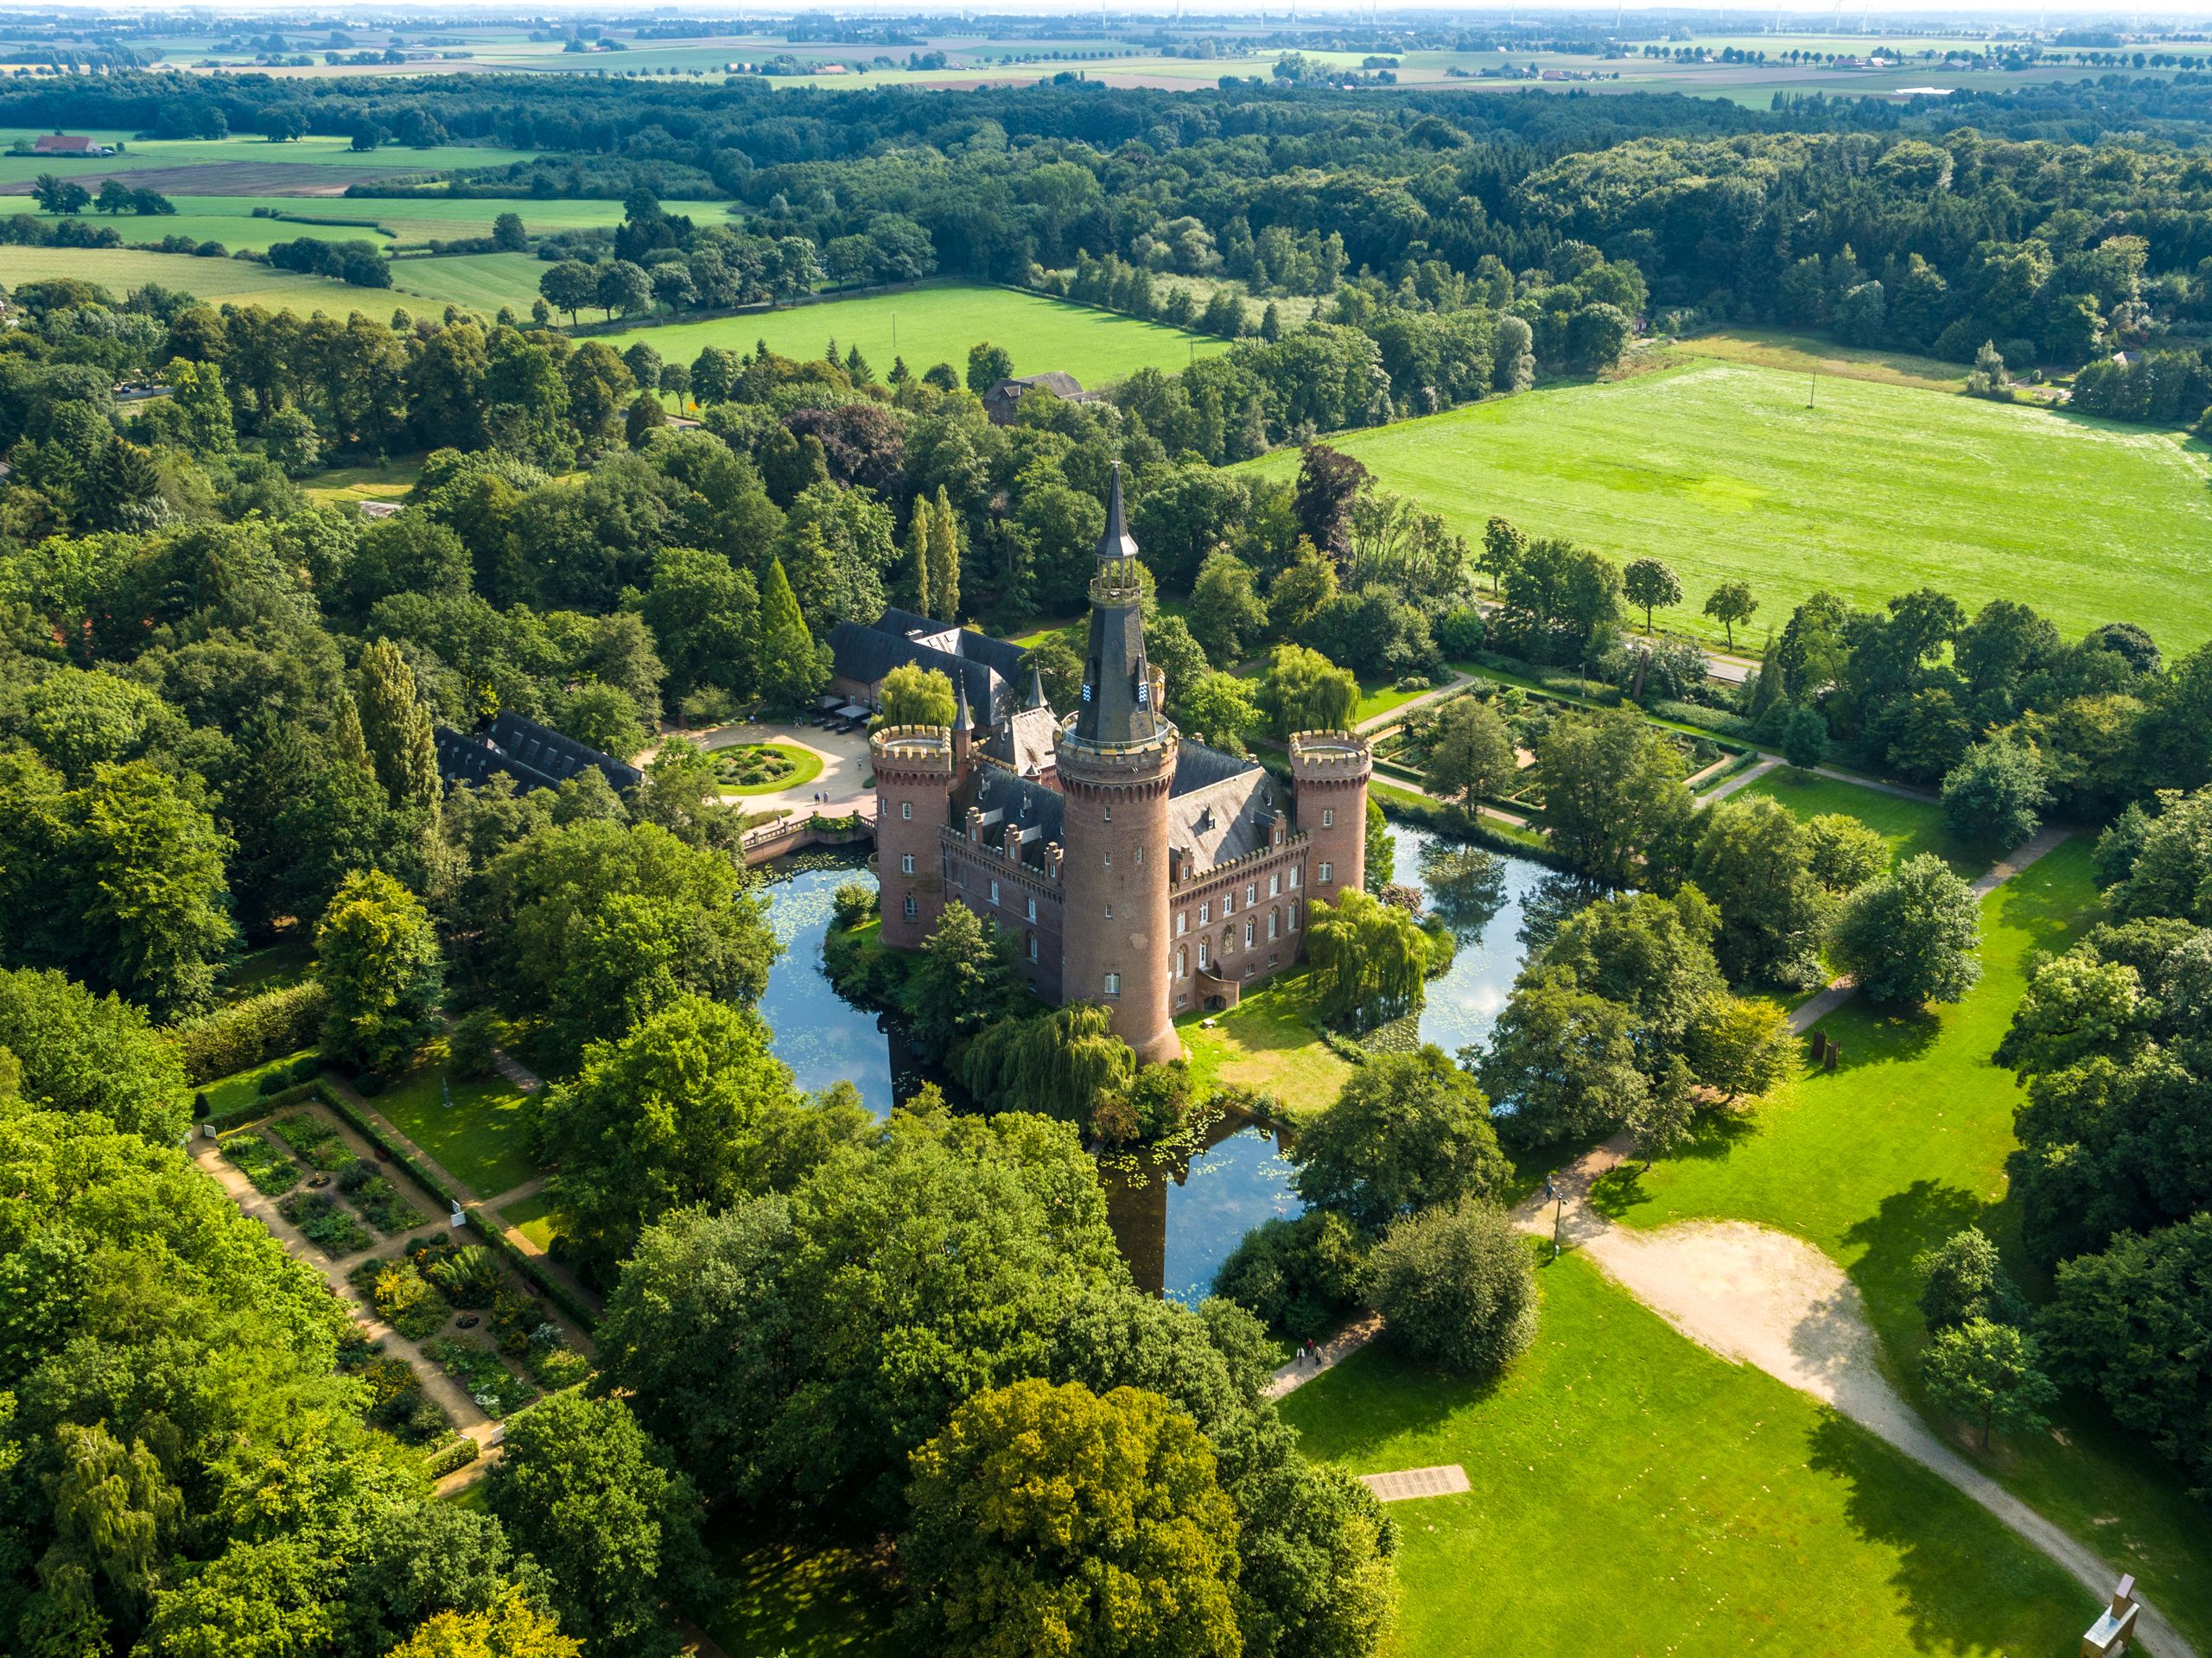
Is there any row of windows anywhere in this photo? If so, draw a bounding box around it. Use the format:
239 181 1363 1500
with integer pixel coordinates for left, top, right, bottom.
1176 903 1298 976
1177 865 1300 936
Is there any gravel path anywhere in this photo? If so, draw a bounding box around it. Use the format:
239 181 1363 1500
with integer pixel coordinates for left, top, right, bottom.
1511 1139 2194 1657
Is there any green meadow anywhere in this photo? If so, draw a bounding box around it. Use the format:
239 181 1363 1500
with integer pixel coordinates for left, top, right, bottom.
1281 1249 2090 1658
0 131 540 187
1596 839 2212 1648
1248 356 2212 653
37 195 728 255
594 283 1230 388
0 244 441 318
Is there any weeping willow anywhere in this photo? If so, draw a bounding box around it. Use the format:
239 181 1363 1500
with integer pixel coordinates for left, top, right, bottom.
1306 888 1431 1033
957 1001 1135 1128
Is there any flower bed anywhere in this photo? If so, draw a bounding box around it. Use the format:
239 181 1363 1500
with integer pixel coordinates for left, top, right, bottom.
279 1188 375 1257
423 1336 536 1418
221 1130 299 1197
524 1321 591 1390
351 1256 452 1340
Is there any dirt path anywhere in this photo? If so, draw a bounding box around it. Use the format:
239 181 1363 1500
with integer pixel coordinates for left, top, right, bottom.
1507 1143 2193 1657
1702 754 1781 801
1264 1313 1382 1401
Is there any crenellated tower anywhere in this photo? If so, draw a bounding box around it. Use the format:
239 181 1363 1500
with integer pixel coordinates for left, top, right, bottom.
1289 730 1373 914
1056 463 1180 1065
870 724 957 948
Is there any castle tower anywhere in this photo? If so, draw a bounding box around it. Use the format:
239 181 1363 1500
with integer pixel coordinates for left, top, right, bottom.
1289 730 1374 915
870 724 956 948
1056 463 1180 1065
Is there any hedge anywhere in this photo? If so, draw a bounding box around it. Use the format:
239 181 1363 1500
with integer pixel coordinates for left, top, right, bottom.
1647 698 1758 741
313 1082 601 1334
421 1435 482 1480
169 980 327 1084
201 1076 320 1131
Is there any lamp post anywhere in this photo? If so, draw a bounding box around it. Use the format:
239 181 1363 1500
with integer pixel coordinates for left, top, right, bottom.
1544 1177 1564 1259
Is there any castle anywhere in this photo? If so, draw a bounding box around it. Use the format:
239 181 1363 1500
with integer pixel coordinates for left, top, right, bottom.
870 465 1373 1064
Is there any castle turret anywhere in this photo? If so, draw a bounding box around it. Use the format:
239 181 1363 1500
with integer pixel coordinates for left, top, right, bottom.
871 725 956 948
1056 463 1179 1065
1289 730 1373 914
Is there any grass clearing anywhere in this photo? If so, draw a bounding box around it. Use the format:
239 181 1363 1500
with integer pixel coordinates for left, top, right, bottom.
391 251 556 312
593 283 1228 389
370 1060 537 1200
1675 328 1971 393
1738 768 1983 877
498 1191 558 1251
1281 1248 2089 1657
1247 357 2212 652
0 244 438 317
1592 838 2212 1648
301 456 424 509
1177 971 1352 1113
196 1048 317 1119
695 1523 904 1658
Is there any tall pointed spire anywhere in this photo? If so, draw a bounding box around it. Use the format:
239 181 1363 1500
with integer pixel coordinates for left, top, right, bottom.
1069 461 1163 748
1028 661 1047 709
953 675 973 732
1098 460 1138 564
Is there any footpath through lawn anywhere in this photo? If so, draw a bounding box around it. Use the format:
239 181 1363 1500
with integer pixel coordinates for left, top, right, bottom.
1280 1248 2087 1658
1592 837 2212 1648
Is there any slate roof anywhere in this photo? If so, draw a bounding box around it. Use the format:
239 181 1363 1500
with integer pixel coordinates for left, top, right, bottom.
950 763 1065 873
434 711 642 796
828 619 1005 722
988 703 1059 778
1168 751 1280 872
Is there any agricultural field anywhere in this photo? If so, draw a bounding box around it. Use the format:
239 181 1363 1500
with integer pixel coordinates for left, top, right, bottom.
594 283 1229 388
390 251 553 313
16 195 728 256
1597 840 2212 1648
1281 1249 2089 1658
0 244 435 317
1248 355 2212 653
0 131 541 193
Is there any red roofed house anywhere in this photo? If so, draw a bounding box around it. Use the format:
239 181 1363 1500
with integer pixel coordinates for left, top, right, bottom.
34 134 113 156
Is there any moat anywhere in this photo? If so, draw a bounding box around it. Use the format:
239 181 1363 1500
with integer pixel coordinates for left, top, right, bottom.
753 822 1566 1301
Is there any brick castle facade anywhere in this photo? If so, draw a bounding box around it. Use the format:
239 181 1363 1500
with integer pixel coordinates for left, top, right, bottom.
870 465 1372 1064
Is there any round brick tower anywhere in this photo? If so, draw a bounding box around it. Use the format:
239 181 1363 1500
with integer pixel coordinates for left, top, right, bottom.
1290 730 1374 915
869 724 956 949
1056 463 1180 1066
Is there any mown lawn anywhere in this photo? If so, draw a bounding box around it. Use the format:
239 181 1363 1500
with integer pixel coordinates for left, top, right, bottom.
195 1048 316 1119
1245 356 2212 652
1594 838 2212 1648
594 283 1228 389
1177 971 1352 1114
370 1059 538 1200
1281 1249 2090 1657
497 1191 558 1251
1738 767 1984 876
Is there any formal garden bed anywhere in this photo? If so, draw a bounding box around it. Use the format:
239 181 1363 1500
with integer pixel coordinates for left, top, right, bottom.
280 1187 376 1257
709 740 823 795
422 1336 537 1419
219 1128 300 1197
338 1330 454 1445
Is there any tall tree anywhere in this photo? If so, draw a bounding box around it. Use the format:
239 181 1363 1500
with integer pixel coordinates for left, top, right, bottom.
928 483 962 620
485 1393 713 1658
1702 581 1758 649
1830 853 1982 1007
1621 556 1682 634
900 494 935 616
756 557 828 711
902 1379 1243 1658
315 868 443 1077
1426 696 1517 807
355 638 440 815
1291 1045 1509 1230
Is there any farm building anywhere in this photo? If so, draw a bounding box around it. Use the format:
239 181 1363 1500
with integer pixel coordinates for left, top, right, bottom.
32 134 113 156
982 370 1100 425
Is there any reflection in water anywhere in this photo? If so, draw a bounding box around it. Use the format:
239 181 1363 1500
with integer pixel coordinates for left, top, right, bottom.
1100 1117 1302 1306
753 859 902 1119
748 827 1556 1301
1390 823 1567 1058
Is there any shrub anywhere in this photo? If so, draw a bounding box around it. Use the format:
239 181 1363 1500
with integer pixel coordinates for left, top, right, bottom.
428 1243 502 1308
831 881 877 929
168 979 327 1083
335 1156 378 1194
372 1262 452 1340
1213 1210 1366 1343
422 1436 482 1479
448 1009 501 1081
1363 1201 1537 1376
222 1131 299 1197
280 1188 375 1256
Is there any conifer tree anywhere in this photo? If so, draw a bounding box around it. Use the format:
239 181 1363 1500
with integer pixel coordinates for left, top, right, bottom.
903 496 935 617
355 638 439 813
759 556 828 709
334 691 374 777
928 484 961 621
